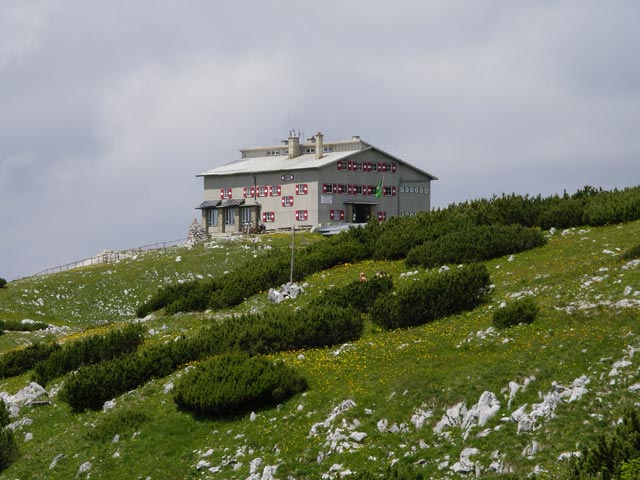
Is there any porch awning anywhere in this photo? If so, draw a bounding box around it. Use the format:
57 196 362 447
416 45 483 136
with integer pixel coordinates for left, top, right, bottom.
221 199 245 207
196 200 221 209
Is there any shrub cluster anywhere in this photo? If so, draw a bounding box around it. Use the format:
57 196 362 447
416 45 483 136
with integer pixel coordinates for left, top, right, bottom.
85 408 152 442
33 324 145 386
371 264 491 330
493 297 538 329
0 278 6 289
0 400 17 472
137 186 640 317
405 224 546 268
310 274 393 313
0 342 60 379
60 304 362 411
622 244 640 260
353 462 427 479
0 320 49 332
173 353 307 417
569 408 640 479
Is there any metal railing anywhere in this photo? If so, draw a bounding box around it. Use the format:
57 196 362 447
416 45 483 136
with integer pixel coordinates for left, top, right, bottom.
21 238 186 280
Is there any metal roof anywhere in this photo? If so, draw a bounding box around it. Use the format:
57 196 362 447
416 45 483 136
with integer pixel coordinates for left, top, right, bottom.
196 200 221 209
197 141 438 181
221 198 245 207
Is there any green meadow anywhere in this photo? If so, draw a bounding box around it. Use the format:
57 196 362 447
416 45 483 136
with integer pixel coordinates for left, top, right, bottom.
0 220 639 479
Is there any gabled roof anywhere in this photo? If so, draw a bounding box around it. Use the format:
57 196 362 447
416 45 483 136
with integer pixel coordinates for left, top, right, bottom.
197 140 437 180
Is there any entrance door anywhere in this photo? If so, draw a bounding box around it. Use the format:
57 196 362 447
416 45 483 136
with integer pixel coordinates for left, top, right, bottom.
352 204 372 223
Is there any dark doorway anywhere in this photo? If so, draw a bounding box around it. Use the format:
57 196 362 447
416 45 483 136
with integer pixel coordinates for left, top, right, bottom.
352 204 372 223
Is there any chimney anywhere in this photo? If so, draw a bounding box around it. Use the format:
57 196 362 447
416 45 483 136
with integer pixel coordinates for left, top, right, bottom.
288 131 300 159
315 132 323 159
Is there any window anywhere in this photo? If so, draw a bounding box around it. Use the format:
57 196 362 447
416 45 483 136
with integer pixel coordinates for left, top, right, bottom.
243 186 256 198
295 183 308 195
282 195 294 207
353 185 364 195
367 185 376 195
295 210 308 221
257 185 269 197
323 146 333 153
370 162 379 173
269 185 281 196
337 184 350 194
219 188 232 199
377 211 387 221
262 212 275 223
208 209 218 227
322 183 336 194
241 207 252 225
383 186 396 197
225 207 236 225
330 209 345 220
354 161 364 172
337 160 349 170
305 148 315 154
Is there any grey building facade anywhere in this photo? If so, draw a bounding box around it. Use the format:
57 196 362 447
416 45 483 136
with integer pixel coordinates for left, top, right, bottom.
196 132 437 234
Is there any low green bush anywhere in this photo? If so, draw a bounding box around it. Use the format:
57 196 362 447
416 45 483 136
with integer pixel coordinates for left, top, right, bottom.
405 224 546 268
0 342 60 379
493 297 538 329
60 304 362 411
0 400 10 429
371 264 491 329
0 320 49 332
85 408 152 442
0 278 6 289
0 428 17 472
622 244 640 260
33 324 145 386
310 274 393 313
569 409 640 479
173 353 307 417
352 462 428 479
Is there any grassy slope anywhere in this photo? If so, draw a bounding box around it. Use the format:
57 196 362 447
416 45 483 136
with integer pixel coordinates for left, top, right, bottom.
0 222 639 479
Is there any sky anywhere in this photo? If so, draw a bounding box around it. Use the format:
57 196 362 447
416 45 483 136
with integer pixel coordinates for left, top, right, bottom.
1 1 639 281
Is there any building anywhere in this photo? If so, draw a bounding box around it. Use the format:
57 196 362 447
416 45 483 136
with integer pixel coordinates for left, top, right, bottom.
196 132 437 234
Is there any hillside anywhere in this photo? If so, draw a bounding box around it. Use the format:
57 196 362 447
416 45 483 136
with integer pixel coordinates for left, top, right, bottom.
0 219 639 479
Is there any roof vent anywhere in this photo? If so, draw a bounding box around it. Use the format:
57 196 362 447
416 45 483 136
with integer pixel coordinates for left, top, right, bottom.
352 135 360 141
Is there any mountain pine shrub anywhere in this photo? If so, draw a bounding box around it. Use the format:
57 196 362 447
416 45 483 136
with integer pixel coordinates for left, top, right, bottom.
85 408 152 442
405 224 546 268
622 244 640 260
371 264 491 329
0 342 60 379
492 297 538 329
569 409 640 479
32 324 145 386
173 353 307 417
310 274 393 313
0 400 17 472
0 278 6 289
0 320 48 332
60 304 362 411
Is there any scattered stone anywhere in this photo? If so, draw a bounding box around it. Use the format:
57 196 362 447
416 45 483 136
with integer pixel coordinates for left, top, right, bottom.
196 460 210 470
112 434 120 443
461 391 501 438
349 431 367 442
49 453 64 469
558 451 581 461
267 282 304 303
186 218 208 245
434 402 467 434
451 447 479 474
163 381 174 394
103 399 116 411
377 419 388 433
77 461 92 476
24 432 33 442
410 408 433 430
250 412 258 422
522 440 540 458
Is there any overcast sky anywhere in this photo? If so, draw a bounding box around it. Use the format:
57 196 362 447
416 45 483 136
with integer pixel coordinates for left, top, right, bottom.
1 1 639 280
